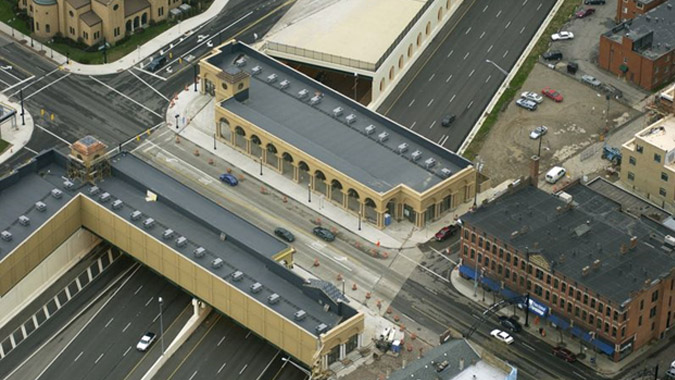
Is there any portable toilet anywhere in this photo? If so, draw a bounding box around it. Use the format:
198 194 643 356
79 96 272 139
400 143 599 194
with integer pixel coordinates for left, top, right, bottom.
384 213 392 226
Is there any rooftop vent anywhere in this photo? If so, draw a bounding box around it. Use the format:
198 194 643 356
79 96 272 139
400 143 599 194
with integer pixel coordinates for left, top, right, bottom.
232 270 243 281
99 192 111 202
176 236 187 247
435 360 450 373
558 192 573 204
250 282 263 293
268 293 280 304
364 125 376 135
279 79 290 89
424 158 436 168
266 74 277 83
193 247 206 258
440 168 453 178
130 210 142 221
665 235 675 248
251 65 262 75
212 258 224 269
162 229 174 239
315 323 328 334
411 150 422 161
294 310 307 321
18 215 30 226
345 114 356 124
630 236 638 249
89 186 99 196
63 180 74 189
582 266 590 276
51 189 63 199
35 201 47 212
377 132 389 142
112 199 123 210
235 57 247 67
309 95 322 105
396 143 409 153
592 259 601 270
1 231 11 241
332 107 344 117
143 218 155 229
297 89 309 99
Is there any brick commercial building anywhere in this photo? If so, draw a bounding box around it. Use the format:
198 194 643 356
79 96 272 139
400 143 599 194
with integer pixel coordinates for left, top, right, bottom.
599 0 675 91
616 0 668 22
458 179 675 361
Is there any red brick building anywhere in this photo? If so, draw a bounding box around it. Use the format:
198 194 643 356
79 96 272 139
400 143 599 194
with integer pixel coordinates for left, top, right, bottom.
599 0 675 91
458 179 675 361
616 0 668 22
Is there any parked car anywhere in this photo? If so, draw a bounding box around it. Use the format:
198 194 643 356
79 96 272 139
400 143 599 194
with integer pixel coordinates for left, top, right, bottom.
542 50 563 61
542 87 563 102
551 31 574 41
498 316 522 332
582 74 601 87
274 227 295 242
576 8 595 18
146 56 167 73
441 114 456 127
312 226 335 242
516 98 537 111
435 224 459 242
136 332 156 351
529 125 548 139
584 0 605 4
545 166 566 184
521 91 543 104
219 173 238 186
490 329 514 345
666 369 675 380
552 346 577 362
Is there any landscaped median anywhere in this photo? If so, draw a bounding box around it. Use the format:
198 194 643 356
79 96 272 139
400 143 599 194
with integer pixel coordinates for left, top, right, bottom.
462 0 579 161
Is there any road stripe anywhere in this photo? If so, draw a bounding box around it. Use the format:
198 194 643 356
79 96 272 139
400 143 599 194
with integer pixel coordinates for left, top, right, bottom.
479 31 485 39
467 100 474 109
0 66 21 81
245 331 252 339
88 76 162 118
573 371 587 379
463 52 470 60
239 364 248 375
105 317 114 328
255 351 279 380
132 67 168 82
217 336 226 346
523 0 528 5
129 70 170 102
446 74 452 82
487 44 493 53
134 285 143 295
24 73 71 100
447 50 454 58
427 98 434 107
522 342 536 351
465 27 471 35
449 94 456 103
1 75 35 95
537 2 542 10
74 351 83 362
145 296 154 307
24 146 38 154
429 121 436 129
123 346 132 357
218 362 227 374
123 322 131 332
188 370 198 380
305 244 352 272
428 73 435 82
485 75 491 83
505 21 511 29
468 69 475 77
410 121 416 130
496 10 502 17
408 99 415 107
95 353 104 364
503 50 509 58
482 4 488 12
520 26 526 34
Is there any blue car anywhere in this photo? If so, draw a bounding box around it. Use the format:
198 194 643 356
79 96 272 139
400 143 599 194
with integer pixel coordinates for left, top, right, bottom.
219 173 238 186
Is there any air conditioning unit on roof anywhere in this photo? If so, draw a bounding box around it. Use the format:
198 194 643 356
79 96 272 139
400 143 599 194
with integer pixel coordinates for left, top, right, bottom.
130 210 142 221
411 150 422 161
298 89 309 99
112 199 123 210
35 201 47 212
440 168 453 178
194 247 206 257
345 114 356 124
279 79 290 89
99 192 111 202
309 95 322 105
378 132 389 142
18 215 30 226
266 74 277 83
51 189 63 199
212 258 224 268
235 57 247 67
424 158 436 168
332 107 343 117
89 186 99 196
251 65 262 75
397 143 409 153
176 236 187 247
294 310 307 321
251 282 262 293
365 125 376 135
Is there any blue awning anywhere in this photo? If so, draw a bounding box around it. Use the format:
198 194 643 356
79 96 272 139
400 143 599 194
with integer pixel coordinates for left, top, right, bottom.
592 338 615 356
547 313 570 330
501 287 521 301
482 276 500 291
459 265 477 279
570 326 584 338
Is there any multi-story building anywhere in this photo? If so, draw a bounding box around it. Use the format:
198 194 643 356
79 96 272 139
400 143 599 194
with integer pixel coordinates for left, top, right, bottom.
458 179 675 361
17 0 182 46
616 0 668 22
621 115 675 211
599 0 675 91
656 82 675 114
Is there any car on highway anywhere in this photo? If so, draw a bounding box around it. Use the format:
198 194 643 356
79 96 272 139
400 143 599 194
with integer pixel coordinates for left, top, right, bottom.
552 346 577 362
545 166 567 184
136 332 156 351
529 125 548 139
542 87 563 102
576 8 595 18
312 226 335 242
498 316 522 332
542 50 563 61
584 0 605 4
146 56 167 73
515 98 537 111
274 227 295 242
434 224 459 242
219 173 238 186
441 114 456 127
521 91 543 104
490 329 514 344
551 31 574 41
582 74 601 87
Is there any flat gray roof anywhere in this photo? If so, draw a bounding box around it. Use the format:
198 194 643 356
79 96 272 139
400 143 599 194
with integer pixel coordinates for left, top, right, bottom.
462 182 675 305
0 150 355 336
207 42 471 193
389 340 483 380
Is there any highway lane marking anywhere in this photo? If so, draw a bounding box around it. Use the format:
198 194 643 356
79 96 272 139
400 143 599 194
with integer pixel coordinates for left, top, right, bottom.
447 50 453 58
482 4 488 12
428 73 435 82
468 69 475 77
449 94 456 103
134 285 143 295
188 370 199 380
446 74 452 82
496 10 502 17
305 243 352 272
95 353 104 364
145 296 154 306
523 0 528 5
467 100 474 109
463 52 470 60
105 317 114 328
408 99 415 107
503 50 509 58
0 77 10 86
505 21 511 29
438 135 449 146
427 98 434 107
217 335 226 346
163 314 222 380
129 69 171 102
522 342 536 351
573 371 587 379
24 72 71 100
123 322 131 332
239 364 248 375
479 31 485 39
487 44 493 53
537 2 542 10
123 346 132 357
218 362 227 374
429 121 436 129
245 331 252 339
520 26 526 34
74 351 83 362
35 124 73 147
256 351 280 380
88 76 162 118
465 27 471 35
410 121 416 129
485 75 491 83
0 66 21 81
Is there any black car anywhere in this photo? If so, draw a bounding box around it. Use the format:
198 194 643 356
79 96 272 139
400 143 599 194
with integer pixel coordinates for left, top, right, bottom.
146 56 167 72
498 316 522 332
542 50 563 61
441 114 455 127
274 227 295 242
312 226 335 242
584 0 605 4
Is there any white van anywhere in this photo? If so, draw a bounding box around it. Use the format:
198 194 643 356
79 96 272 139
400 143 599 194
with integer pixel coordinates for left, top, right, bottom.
545 166 566 184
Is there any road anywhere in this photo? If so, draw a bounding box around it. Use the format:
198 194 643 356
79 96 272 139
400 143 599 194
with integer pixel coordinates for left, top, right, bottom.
378 0 556 151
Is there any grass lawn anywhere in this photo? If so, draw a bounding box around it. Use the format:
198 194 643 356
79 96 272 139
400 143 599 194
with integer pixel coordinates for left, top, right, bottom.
462 0 580 160
0 138 9 155
0 0 30 35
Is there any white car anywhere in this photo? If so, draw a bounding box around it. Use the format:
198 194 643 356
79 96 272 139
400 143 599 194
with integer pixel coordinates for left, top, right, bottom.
530 125 548 139
521 91 543 104
490 329 514 345
551 31 574 41
545 166 567 184
136 332 156 351
582 74 601 87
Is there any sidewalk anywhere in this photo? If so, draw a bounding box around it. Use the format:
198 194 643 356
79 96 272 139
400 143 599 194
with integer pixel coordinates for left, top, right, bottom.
166 84 512 249
0 0 230 76
0 94 34 164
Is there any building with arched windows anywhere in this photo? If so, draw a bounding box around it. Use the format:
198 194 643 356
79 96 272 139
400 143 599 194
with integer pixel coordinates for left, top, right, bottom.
199 41 478 229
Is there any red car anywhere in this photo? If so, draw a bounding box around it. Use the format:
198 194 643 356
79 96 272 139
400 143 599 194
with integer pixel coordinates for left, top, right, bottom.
542 87 563 102
552 346 577 363
435 224 459 242
576 7 595 18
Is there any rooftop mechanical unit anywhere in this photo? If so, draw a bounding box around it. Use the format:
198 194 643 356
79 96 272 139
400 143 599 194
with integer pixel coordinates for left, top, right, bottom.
51 189 63 199
232 270 244 281
18 215 30 226
396 143 409 153
377 132 389 142
268 293 280 304
162 229 174 239
1 231 12 241
35 201 47 212
424 158 436 169
63 180 74 189
193 247 206 258
89 186 100 196
251 65 262 75
309 95 322 105
250 282 262 293
130 210 142 221
99 192 111 202
440 168 453 178
364 125 376 135
345 114 356 124
315 323 328 334
294 310 307 321
411 150 422 161
212 258 224 269
235 57 247 67
176 236 187 247
332 107 343 117
112 199 123 210
279 79 290 89
143 218 155 229
297 89 309 99
266 74 277 83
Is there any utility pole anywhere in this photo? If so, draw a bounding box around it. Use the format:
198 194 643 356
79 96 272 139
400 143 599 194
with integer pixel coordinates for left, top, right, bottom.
158 297 165 354
20 89 25 126
259 156 263 176
193 64 198 92
524 247 531 327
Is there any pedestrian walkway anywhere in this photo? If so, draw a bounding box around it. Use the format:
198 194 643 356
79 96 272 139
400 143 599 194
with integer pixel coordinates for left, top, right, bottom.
0 93 35 164
166 84 513 249
0 0 230 76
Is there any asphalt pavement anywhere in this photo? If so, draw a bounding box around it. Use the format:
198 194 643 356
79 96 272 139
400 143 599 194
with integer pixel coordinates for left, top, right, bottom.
378 0 555 152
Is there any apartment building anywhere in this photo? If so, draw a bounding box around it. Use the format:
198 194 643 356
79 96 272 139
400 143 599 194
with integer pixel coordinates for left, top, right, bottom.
616 0 667 22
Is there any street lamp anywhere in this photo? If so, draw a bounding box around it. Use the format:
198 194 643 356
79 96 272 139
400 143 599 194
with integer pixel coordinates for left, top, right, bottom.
193 64 199 92
353 72 358 102
472 157 484 208
473 250 479 297
481 269 486 301
524 247 531 328
158 297 165 354
259 156 263 176
485 59 509 76
175 114 180 129
19 89 25 126
307 183 312 203
281 357 312 380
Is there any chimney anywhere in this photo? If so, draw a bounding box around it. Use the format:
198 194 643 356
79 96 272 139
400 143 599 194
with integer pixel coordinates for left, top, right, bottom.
582 266 590 277
530 155 540 188
592 259 601 270
630 236 638 249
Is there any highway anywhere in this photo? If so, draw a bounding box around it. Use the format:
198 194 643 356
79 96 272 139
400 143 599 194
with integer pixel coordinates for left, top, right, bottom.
378 0 555 152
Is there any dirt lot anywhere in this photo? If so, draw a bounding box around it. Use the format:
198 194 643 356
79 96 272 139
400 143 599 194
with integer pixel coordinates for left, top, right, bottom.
477 63 638 186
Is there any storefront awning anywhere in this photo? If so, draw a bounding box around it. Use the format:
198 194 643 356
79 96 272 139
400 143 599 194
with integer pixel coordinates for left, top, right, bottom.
592 338 615 356
547 313 570 330
459 265 476 280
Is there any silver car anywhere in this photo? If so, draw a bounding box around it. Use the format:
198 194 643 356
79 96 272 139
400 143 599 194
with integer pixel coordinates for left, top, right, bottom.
582 74 601 87
521 91 543 104
530 125 548 139
515 98 537 111
551 31 574 41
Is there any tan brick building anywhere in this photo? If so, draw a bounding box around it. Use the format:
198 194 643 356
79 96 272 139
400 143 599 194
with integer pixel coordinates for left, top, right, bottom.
615 0 667 22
